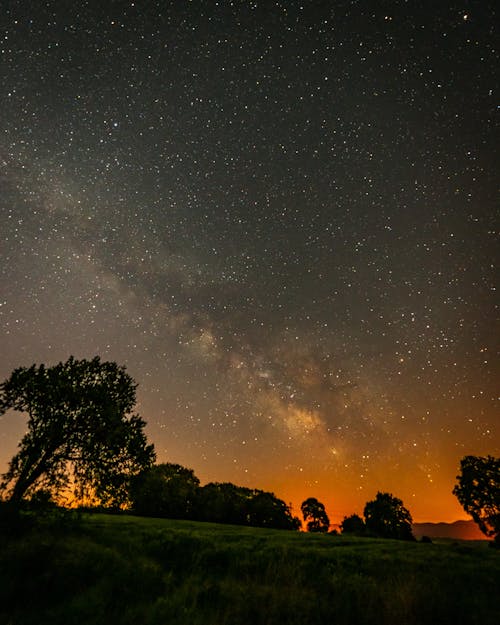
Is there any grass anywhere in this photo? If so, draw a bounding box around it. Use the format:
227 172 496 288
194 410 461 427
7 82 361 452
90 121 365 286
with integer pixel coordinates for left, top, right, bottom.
1 511 499 625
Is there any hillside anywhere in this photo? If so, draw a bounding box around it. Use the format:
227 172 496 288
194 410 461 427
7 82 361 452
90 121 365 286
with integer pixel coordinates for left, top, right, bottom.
1 512 499 625
413 520 487 540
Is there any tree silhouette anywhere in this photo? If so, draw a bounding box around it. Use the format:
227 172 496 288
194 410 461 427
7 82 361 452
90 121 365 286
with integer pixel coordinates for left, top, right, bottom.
0 356 155 506
198 482 249 525
196 482 300 529
247 490 301 530
340 513 365 535
301 497 330 532
364 492 414 540
453 455 499 543
130 463 200 519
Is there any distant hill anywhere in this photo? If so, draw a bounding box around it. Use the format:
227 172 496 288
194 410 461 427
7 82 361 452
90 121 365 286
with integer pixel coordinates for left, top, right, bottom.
412 520 487 540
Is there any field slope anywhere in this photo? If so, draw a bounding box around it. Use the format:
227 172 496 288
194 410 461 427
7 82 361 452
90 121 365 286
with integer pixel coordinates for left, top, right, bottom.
1 513 498 625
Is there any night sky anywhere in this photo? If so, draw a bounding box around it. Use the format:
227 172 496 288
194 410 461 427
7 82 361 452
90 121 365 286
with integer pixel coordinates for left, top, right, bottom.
1 1 498 523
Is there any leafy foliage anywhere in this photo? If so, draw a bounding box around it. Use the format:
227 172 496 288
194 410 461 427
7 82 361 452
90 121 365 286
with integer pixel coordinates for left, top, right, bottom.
130 463 200 519
340 513 365 535
130 468 300 530
246 490 301 530
364 492 414 540
198 482 300 530
0 356 155 506
300 497 330 532
453 455 500 540
197 482 248 525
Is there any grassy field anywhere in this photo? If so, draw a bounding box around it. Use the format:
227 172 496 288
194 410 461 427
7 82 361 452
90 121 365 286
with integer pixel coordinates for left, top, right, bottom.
1 512 498 625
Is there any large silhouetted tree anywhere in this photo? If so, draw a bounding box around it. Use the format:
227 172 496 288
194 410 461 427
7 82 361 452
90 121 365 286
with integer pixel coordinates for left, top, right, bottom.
301 497 330 532
364 492 414 540
0 357 155 506
453 455 499 543
130 463 200 519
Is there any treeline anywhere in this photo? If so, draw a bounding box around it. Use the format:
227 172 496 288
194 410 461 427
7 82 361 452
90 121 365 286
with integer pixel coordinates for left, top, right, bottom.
128 463 300 530
127 464 416 541
299 493 415 541
339 492 414 540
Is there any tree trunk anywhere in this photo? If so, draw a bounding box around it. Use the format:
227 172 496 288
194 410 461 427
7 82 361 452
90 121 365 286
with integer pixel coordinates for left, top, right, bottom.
8 455 50 504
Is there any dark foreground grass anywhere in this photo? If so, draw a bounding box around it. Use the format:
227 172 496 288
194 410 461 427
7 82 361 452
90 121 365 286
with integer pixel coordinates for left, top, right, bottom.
1 512 499 625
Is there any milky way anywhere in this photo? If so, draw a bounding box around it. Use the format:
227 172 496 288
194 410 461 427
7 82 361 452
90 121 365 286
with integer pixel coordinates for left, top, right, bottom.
1 1 498 522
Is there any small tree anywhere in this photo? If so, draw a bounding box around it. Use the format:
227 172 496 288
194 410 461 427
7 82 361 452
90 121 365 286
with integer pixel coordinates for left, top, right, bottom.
340 513 365 535
453 455 499 542
0 356 155 507
364 492 414 540
301 497 330 532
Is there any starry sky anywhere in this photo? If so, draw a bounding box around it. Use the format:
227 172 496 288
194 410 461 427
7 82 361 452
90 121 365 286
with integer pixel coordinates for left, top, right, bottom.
0 1 498 523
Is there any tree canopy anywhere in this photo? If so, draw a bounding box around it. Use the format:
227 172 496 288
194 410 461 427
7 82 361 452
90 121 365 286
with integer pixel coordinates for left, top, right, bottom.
300 497 330 532
340 513 365 535
129 467 300 530
364 492 414 540
453 455 499 542
0 356 155 506
198 482 300 529
246 490 301 530
130 463 200 519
